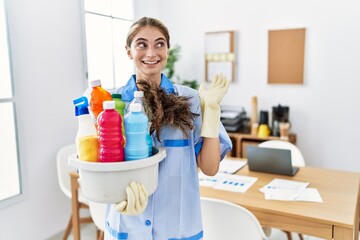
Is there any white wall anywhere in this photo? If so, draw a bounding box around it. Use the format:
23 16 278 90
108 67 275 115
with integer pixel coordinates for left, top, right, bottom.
153 0 360 172
134 0 160 18
0 0 86 239
0 0 359 239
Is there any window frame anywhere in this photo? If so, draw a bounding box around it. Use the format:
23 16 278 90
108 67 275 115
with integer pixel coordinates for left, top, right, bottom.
81 0 135 90
0 0 23 209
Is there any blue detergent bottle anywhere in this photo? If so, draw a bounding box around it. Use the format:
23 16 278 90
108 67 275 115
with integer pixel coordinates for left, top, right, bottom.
146 122 153 157
131 91 152 156
124 102 149 160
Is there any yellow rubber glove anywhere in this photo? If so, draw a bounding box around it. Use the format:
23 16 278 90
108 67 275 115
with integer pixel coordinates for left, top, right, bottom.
198 74 230 138
115 181 148 215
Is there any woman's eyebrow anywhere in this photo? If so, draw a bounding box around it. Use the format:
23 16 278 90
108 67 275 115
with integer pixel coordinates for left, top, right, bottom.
155 37 166 42
134 37 166 42
134 37 148 42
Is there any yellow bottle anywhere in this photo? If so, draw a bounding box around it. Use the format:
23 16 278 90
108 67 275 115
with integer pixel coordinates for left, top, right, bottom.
258 124 270 138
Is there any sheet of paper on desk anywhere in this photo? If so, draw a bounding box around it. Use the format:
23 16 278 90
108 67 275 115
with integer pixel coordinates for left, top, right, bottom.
291 188 323 203
219 158 247 174
199 172 257 193
260 178 309 201
198 172 219 187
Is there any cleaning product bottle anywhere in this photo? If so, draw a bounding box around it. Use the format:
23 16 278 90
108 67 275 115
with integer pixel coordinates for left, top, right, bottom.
132 90 144 107
128 90 152 156
125 90 144 115
89 79 112 126
97 100 124 162
124 102 149 160
112 93 126 136
73 96 98 161
146 122 153 157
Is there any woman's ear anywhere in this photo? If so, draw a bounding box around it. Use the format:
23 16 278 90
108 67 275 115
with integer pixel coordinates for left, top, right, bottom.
126 46 133 60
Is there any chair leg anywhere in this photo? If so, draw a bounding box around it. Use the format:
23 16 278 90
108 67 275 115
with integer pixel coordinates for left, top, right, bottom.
285 231 293 240
298 233 304 240
262 227 272 237
70 173 81 240
63 215 72 240
99 230 104 240
70 172 101 240
71 211 80 240
96 227 104 240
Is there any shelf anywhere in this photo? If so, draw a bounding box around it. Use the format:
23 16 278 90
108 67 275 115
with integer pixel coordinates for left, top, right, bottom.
227 132 296 158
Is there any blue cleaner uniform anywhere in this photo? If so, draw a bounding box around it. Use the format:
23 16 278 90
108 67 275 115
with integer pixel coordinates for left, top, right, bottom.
105 74 232 240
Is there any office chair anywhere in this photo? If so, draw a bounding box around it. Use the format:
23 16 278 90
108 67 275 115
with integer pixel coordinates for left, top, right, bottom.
200 197 268 240
88 201 107 240
56 144 95 240
258 140 305 240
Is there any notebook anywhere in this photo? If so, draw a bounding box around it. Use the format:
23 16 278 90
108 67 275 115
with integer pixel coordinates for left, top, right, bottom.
246 146 299 176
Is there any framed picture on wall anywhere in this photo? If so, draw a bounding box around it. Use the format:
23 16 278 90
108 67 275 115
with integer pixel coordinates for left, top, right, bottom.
205 31 236 82
268 28 306 84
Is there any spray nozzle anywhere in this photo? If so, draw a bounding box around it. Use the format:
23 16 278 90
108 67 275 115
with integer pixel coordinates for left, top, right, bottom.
73 96 89 107
73 96 90 116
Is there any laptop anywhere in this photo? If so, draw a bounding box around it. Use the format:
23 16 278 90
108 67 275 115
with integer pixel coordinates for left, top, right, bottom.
246 145 299 176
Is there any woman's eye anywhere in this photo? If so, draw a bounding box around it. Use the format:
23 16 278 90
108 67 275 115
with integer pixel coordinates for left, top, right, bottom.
137 42 147 48
156 42 165 48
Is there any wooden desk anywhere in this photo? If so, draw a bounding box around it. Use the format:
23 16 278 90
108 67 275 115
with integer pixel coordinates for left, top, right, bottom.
227 133 296 158
200 163 360 240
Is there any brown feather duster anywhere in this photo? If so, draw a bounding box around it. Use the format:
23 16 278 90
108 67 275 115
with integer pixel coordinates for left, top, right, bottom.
136 79 199 141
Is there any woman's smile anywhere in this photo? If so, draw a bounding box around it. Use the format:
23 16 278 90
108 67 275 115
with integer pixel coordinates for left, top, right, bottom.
142 59 161 65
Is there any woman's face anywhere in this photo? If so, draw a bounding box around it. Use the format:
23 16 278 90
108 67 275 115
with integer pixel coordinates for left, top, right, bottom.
126 26 169 82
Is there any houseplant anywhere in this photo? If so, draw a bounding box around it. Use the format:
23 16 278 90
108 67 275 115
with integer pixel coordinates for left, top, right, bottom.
163 44 199 90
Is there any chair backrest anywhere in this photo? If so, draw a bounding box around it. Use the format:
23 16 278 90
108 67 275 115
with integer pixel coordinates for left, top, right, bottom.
89 201 107 232
258 140 305 167
200 197 268 240
56 144 88 203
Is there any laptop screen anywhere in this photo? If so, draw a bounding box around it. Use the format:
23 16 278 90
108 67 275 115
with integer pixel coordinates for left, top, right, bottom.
246 146 299 176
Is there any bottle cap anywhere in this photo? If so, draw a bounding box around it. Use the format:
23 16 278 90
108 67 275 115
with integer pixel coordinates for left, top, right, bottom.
130 103 142 112
134 91 144 98
112 93 122 99
103 100 115 110
90 79 101 87
75 106 89 116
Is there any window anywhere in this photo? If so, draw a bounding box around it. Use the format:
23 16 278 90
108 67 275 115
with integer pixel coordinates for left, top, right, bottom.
83 0 135 90
0 0 21 204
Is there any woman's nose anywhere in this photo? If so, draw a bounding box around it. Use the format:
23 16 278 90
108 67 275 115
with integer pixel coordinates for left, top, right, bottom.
146 47 156 57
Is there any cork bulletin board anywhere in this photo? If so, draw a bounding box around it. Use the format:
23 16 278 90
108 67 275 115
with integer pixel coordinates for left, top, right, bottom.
268 28 306 84
205 31 236 82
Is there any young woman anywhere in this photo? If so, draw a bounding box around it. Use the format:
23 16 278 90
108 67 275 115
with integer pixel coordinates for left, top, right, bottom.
105 16 232 240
